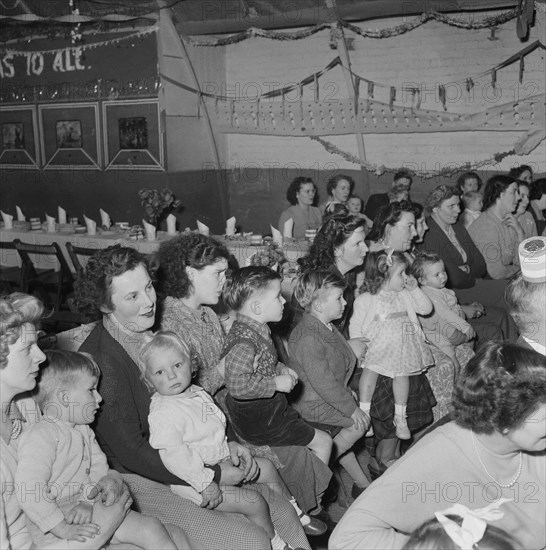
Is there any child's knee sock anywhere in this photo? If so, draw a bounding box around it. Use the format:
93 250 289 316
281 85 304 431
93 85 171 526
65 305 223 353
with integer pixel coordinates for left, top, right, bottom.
359 401 371 414
394 403 407 418
271 531 288 550
288 497 306 522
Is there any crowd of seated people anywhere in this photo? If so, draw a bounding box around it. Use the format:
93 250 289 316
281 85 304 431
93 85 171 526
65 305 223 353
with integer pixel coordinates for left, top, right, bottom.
2 166 545 550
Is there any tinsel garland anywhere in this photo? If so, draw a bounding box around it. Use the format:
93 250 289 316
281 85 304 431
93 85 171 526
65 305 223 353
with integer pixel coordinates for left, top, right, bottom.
310 135 515 178
185 8 520 47
0 26 157 56
0 76 160 103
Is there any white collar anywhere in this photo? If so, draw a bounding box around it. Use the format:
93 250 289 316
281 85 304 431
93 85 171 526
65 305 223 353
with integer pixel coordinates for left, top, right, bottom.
522 336 546 356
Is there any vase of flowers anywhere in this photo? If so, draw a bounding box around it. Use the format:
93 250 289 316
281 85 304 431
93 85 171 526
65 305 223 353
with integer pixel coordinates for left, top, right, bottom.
248 242 287 274
138 188 182 232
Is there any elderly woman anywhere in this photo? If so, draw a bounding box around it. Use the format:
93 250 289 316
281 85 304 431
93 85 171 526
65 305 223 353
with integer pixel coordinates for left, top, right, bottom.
330 341 546 550
468 175 524 280
0 293 134 550
420 184 512 341
291 214 435 479
156 233 329 535
319 175 355 215
277 176 322 239
73 245 308 550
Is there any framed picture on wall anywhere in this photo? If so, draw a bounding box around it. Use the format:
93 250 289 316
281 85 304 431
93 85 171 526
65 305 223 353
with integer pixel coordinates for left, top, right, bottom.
38 103 100 170
103 99 164 170
0 106 39 169
56 120 82 149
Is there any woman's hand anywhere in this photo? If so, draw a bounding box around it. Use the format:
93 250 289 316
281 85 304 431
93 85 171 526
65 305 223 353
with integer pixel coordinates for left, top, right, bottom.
280 365 299 382
347 338 368 361
87 472 124 506
227 441 260 483
200 481 223 509
461 303 485 320
503 213 525 240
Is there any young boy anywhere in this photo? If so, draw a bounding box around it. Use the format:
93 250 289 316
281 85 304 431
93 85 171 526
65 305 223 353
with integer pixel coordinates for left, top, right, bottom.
412 252 476 372
15 350 182 549
139 331 314 550
288 271 370 499
460 190 483 229
222 266 332 465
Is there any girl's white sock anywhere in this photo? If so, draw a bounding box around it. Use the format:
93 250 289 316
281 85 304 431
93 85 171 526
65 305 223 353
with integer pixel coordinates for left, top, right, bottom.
394 404 407 417
288 497 309 524
359 401 371 413
271 531 287 550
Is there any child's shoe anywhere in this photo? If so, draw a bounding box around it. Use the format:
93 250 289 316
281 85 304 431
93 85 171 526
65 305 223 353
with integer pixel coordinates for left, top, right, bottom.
393 414 411 439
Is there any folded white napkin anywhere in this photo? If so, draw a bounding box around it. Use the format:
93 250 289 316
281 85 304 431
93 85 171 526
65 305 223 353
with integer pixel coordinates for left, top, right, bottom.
225 216 236 236
1 210 13 230
197 220 210 236
270 225 283 246
100 208 112 229
58 206 67 225
45 213 56 233
142 219 157 241
16 206 25 222
83 214 97 236
283 218 294 238
166 213 177 235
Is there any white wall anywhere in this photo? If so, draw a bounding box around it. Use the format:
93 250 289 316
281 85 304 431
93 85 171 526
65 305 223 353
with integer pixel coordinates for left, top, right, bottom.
221 9 545 181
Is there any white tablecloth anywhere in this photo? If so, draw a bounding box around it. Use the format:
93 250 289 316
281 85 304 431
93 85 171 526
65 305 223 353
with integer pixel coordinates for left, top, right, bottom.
0 229 309 273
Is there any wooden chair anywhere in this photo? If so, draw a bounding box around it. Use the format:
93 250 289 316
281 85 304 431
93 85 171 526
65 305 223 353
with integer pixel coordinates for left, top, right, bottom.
14 239 74 310
65 242 99 276
0 240 23 293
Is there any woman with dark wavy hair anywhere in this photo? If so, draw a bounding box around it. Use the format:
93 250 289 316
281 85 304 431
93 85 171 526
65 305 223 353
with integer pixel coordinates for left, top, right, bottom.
156 233 330 534
468 175 524 280
73 244 309 550
330 341 546 550
367 200 418 254
277 176 322 239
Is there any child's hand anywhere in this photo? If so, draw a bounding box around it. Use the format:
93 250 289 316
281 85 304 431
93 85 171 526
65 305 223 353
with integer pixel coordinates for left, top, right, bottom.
404 274 418 291
200 481 223 509
65 502 93 524
465 326 477 340
281 366 299 382
275 374 297 393
50 519 100 542
471 301 485 315
351 408 370 433
347 337 368 360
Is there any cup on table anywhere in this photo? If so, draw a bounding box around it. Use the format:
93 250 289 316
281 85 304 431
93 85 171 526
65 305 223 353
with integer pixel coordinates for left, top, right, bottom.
305 229 317 242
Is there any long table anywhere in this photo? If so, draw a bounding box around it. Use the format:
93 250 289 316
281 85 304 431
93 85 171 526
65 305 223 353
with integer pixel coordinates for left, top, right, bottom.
0 228 310 273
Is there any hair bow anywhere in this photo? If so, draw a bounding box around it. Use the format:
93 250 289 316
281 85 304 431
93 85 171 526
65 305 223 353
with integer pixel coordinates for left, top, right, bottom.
385 248 394 267
434 498 511 550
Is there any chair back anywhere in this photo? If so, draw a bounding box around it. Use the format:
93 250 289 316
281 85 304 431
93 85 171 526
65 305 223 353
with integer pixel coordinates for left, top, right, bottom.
65 242 98 276
14 239 74 292
0 240 22 291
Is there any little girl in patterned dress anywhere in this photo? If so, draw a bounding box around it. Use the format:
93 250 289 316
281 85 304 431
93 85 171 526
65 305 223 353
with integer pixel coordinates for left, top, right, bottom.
349 249 434 439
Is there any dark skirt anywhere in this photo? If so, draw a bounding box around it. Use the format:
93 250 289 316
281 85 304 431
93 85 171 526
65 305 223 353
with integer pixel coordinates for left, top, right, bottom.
370 373 436 441
225 392 315 446
350 369 436 441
